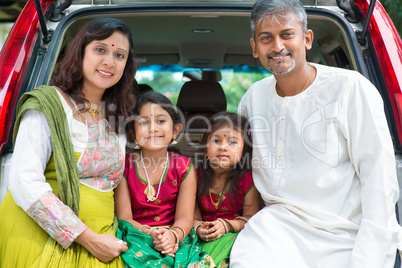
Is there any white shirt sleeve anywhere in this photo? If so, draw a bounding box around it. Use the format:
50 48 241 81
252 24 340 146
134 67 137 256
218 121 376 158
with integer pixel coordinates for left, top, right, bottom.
9 109 53 211
347 77 401 267
237 92 247 118
9 108 88 248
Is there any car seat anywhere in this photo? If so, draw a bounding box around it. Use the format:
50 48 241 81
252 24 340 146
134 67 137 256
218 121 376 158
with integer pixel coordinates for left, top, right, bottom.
175 80 227 162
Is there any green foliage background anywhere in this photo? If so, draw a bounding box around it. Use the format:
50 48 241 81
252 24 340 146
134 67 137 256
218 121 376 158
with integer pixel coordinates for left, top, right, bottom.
137 70 269 113
382 0 402 36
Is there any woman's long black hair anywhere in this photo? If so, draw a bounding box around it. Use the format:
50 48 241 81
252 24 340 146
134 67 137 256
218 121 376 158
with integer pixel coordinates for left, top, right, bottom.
51 17 136 133
196 112 252 212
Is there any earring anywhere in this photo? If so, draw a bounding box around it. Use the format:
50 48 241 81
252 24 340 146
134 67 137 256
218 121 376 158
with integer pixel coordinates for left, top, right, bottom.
170 136 178 145
134 141 141 149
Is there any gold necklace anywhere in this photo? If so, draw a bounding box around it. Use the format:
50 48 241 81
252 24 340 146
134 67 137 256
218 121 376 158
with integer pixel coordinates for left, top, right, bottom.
276 63 312 94
209 190 225 210
301 64 312 92
87 108 100 119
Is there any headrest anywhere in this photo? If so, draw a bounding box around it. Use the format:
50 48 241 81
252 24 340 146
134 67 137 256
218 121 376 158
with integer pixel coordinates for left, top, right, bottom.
176 80 227 114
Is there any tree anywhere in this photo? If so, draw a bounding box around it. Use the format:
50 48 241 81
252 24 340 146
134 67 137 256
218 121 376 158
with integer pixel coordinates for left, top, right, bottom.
381 0 402 37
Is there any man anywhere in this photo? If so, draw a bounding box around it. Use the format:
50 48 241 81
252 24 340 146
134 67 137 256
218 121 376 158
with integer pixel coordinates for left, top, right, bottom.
230 0 402 267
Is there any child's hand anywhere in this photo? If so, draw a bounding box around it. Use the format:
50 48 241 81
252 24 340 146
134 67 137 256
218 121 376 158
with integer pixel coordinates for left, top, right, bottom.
153 228 177 257
197 221 225 242
196 222 211 242
148 227 162 240
206 220 228 242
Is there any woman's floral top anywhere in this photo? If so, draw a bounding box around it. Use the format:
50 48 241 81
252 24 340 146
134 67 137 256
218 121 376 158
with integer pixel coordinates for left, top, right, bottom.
78 121 124 191
27 119 124 249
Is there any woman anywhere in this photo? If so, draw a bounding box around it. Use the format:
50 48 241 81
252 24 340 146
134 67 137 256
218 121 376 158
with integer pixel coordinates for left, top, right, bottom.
0 17 136 267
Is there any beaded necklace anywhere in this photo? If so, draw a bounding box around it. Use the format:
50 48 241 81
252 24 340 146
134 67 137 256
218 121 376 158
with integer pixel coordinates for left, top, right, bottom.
141 150 168 202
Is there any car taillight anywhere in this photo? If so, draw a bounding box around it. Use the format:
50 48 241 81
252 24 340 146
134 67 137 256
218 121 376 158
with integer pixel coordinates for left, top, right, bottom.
354 0 402 147
0 0 54 152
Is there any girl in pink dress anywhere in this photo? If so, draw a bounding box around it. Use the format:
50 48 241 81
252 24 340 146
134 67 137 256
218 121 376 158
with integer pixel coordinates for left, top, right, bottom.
194 112 260 267
114 91 215 268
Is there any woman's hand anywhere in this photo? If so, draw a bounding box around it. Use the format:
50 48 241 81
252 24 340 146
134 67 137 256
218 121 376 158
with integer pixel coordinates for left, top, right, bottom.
197 220 226 242
153 228 178 257
75 228 128 263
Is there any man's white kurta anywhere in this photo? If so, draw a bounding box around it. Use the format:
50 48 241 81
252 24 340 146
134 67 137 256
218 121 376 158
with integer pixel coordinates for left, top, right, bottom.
231 63 401 267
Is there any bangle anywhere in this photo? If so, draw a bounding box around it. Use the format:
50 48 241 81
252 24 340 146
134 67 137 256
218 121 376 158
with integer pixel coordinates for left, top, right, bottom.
171 226 186 241
148 226 158 235
170 229 180 244
235 216 249 223
224 219 238 233
139 225 150 233
193 221 203 233
217 218 229 234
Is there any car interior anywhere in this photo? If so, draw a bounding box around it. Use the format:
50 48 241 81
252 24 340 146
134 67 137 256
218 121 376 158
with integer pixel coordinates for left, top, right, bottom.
47 8 357 163
2 2 402 266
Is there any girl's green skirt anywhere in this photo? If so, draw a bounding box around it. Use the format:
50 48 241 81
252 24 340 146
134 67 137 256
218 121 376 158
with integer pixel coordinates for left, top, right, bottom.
117 219 216 268
201 233 238 268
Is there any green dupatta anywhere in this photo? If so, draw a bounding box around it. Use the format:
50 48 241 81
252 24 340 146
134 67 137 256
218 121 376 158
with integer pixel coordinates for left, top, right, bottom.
13 85 80 214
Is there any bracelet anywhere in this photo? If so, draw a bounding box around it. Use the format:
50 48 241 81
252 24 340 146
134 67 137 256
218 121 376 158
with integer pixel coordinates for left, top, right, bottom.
217 218 229 234
170 229 180 244
224 219 238 233
235 216 249 223
139 225 150 233
171 226 186 241
147 226 159 235
193 221 203 233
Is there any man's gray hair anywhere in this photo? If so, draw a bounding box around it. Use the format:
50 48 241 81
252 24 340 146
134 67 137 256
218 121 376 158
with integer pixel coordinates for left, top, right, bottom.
251 0 308 39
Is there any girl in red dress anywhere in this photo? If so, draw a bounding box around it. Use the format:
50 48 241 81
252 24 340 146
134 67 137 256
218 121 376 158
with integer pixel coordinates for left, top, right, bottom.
194 112 260 267
115 91 215 268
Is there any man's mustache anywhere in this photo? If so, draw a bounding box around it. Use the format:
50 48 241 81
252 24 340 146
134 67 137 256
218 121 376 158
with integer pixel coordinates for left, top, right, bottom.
266 50 292 58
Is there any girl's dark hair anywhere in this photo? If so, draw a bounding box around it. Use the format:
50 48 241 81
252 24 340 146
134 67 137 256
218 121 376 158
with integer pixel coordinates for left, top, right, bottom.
196 111 252 211
126 91 181 150
51 17 136 132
